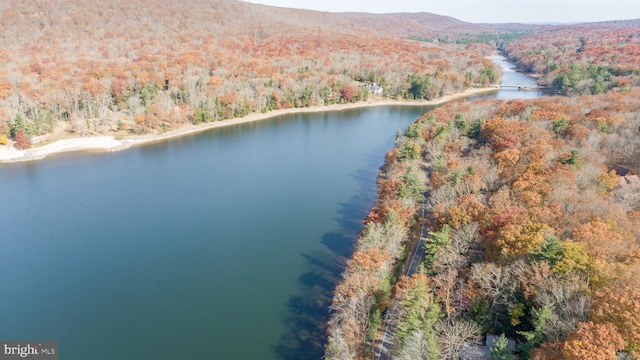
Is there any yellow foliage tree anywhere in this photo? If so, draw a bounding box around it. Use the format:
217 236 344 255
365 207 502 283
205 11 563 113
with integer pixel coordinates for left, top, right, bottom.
596 171 619 194
493 148 520 170
553 240 591 274
490 222 549 259
448 205 471 228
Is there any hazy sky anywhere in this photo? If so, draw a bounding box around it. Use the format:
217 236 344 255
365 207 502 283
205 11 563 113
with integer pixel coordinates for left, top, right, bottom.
245 0 640 23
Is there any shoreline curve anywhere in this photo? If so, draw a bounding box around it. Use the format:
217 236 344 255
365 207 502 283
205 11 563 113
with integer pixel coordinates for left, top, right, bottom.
0 86 498 163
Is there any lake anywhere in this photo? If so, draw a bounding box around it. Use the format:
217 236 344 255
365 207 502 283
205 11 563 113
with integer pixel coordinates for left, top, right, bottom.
0 56 539 359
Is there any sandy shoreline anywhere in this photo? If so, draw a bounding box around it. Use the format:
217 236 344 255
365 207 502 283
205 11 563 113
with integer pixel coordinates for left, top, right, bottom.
0 86 498 163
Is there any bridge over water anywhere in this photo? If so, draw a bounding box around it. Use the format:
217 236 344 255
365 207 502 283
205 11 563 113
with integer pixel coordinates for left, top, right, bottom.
500 84 545 91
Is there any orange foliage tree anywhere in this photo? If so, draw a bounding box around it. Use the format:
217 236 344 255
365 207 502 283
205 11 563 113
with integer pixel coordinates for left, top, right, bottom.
591 280 640 357
562 322 626 360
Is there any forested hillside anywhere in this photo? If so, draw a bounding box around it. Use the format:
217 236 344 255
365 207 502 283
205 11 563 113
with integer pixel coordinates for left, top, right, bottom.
0 0 506 149
326 86 640 359
325 17 640 360
5 2 640 358
504 20 640 95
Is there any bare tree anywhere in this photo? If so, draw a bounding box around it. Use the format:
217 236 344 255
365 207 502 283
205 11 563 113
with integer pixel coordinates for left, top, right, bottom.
325 328 358 360
615 182 640 210
438 319 482 360
394 329 435 360
471 262 519 330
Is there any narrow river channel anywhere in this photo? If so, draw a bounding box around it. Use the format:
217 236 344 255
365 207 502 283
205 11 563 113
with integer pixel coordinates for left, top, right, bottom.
0 56 541 359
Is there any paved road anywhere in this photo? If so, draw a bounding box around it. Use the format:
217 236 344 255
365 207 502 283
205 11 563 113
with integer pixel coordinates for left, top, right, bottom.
406 217 428 276
373 194 429 360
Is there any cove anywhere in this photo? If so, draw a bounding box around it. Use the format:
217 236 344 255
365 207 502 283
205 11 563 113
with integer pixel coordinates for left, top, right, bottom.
0 56 540 360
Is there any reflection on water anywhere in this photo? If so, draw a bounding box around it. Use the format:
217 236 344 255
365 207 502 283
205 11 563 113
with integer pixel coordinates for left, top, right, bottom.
0 57 543 360
0 105 432 360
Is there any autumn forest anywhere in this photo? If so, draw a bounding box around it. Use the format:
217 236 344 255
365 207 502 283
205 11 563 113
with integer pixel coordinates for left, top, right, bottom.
326 16 640 360
0 0 504 149
2 1 640 359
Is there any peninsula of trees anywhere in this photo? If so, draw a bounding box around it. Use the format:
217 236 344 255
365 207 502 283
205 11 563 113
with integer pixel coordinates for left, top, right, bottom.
326 19 640 360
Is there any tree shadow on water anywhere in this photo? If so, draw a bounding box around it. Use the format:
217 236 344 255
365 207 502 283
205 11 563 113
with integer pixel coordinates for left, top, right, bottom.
273 157 383 360
272 231 354 360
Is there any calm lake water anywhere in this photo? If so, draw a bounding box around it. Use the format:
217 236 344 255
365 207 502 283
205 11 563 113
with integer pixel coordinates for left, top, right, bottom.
491 55 546 100
0 57 538 360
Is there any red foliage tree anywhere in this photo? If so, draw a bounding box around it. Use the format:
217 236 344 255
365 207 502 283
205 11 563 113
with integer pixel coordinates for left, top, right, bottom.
340 84 358 103
14 129 31 150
